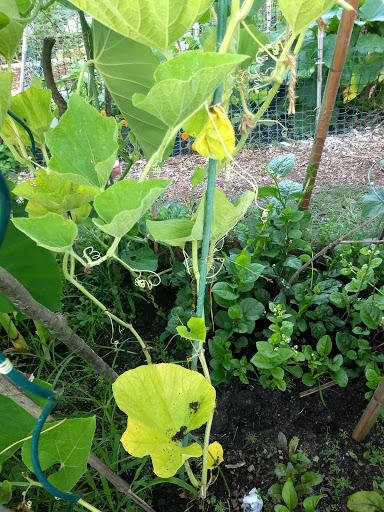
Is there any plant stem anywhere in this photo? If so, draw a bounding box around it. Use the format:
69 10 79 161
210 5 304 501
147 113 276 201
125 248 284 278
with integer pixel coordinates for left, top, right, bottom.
219 0 253 54
200 412 214 499
107 311 152 365
63 254 152 364
86 237 121 268
192 240 200 292
76 60 95 95
42 146 50 164
184 460 200 488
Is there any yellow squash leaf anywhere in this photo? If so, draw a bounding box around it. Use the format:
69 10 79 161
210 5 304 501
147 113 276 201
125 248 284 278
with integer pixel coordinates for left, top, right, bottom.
207 441 224 469
194 106 235 160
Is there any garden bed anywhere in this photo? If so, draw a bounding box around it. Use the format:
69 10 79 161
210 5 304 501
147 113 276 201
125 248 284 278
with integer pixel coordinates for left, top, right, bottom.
152 377 384 512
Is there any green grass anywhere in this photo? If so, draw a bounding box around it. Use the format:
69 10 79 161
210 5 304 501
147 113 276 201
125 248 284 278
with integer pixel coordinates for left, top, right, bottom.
304 183 375 250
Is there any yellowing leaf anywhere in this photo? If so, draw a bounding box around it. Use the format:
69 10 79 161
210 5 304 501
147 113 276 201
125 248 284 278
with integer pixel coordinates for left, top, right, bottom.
193 106 235 160
208 441 224 469
342 83 358 103
113 364 216 477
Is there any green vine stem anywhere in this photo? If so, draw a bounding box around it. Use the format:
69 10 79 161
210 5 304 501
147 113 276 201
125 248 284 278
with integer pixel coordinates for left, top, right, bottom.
76 60 95 95
184 460 200 488
62 253 152 364
233 30 307 157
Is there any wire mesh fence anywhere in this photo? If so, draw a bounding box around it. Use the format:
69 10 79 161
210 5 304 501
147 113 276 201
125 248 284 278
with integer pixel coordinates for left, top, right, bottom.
13 3 384 156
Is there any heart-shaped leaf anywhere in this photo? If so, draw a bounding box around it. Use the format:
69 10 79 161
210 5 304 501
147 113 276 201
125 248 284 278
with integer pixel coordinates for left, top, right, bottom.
12 213 78 252
93 22 170 159
68 0 213 53
146 218 196 248
93 178 171 238
147 189 254 246
278 0 337 33
4 84 53 147
13 168 98 214
133 52 245 134
46 94 118 190
22 417 96 493
113 363 216 477
192 189 255 243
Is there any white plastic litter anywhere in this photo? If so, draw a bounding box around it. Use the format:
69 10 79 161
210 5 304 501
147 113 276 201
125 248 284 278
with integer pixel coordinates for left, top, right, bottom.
241 488 263 512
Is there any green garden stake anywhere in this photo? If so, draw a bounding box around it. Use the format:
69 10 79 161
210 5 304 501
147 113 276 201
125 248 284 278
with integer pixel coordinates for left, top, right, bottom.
192 0 227 371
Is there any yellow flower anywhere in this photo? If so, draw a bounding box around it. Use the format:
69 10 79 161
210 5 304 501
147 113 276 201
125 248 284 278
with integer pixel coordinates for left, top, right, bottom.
100 109 105 116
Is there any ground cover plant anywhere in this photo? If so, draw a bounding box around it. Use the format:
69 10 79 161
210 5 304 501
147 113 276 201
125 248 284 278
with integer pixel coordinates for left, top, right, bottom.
0 0 384 511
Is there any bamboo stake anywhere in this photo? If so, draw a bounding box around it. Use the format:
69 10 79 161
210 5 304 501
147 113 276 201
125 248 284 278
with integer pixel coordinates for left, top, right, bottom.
300 0 359 210
353 378 384 442
316 17 326 122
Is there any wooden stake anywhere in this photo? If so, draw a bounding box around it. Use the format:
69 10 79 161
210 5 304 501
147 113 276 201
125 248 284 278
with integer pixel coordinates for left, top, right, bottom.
301 0 359 210
352 377 384 442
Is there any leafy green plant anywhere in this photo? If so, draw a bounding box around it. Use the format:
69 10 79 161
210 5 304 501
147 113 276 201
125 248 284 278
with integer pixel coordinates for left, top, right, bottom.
348 485 384 512
0 0 362 508
268 434 326 512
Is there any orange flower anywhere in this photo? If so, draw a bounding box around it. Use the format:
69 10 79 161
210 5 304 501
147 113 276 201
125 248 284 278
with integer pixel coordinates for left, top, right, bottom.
181 132 189 140
115 117 120 122
100 109 105 116
186 142 190 147
117 132 120 139
124 121 128 127
192 146 196 151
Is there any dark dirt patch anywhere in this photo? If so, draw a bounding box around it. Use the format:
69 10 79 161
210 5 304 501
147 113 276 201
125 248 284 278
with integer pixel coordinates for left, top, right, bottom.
152 378 384 512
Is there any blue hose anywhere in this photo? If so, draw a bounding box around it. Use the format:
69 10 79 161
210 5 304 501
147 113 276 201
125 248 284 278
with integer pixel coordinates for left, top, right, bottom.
0 163 82 510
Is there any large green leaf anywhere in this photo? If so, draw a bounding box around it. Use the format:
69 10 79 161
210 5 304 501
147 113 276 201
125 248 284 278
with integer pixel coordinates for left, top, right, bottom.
22 417 96 493
192 189 255 243
278 0 337 33
45 94 118 190
147 189 255 247
146 218 196 248
12 213 78 253
68 0 212 53
0 71 12 131
93 178 171 238
0 378 51 463
4 84 53 147
362 189 384 218
0 0 23 61
347 491 384 512
0 222 62 312
113 363 216 477
93 22 169 158
13 168 98 213
238 23 269 69
360 0 384 22
133 52 246 133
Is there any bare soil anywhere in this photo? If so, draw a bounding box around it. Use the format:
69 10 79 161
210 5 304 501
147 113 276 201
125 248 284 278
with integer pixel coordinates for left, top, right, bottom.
152 378 384 512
